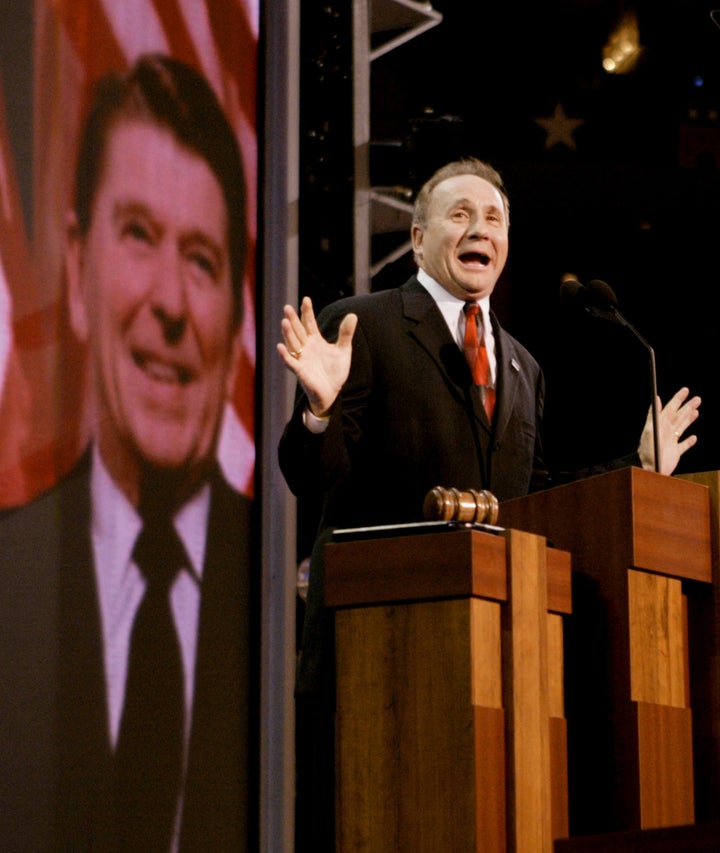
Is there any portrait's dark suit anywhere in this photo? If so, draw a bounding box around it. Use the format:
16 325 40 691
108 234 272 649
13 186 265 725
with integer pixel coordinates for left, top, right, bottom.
0 451 256 853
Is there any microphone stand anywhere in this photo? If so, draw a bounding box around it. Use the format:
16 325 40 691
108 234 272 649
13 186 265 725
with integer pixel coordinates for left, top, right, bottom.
604 306 661 474
563 278 662 474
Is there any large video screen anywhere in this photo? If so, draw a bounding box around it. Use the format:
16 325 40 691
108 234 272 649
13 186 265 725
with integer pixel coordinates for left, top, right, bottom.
0 3 259 849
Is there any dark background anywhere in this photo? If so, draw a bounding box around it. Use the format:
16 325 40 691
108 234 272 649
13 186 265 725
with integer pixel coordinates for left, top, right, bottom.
4 2 720 476
300 0 720 481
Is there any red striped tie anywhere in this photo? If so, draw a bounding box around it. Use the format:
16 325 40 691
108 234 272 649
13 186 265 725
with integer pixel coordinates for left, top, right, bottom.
463 302 496 420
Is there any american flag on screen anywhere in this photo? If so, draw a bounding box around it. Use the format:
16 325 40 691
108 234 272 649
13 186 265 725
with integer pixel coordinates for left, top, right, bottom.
0 0 258 508
0 74 34 507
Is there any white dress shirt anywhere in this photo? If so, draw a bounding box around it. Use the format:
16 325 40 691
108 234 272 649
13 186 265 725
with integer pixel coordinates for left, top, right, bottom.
416 268 497 384
89 445 209 748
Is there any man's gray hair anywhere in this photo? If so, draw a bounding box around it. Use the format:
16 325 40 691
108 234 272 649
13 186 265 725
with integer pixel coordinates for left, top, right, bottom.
412 157 510 229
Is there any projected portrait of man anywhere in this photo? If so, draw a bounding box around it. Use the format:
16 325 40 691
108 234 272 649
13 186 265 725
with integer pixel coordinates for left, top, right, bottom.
0 53 256 852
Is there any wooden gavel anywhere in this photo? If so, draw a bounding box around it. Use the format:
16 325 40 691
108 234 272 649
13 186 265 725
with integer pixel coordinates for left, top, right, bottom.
423 486 500 527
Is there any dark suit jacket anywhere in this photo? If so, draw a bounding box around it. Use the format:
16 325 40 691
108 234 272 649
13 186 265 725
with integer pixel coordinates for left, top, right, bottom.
0 452 257 852
278 275 547 692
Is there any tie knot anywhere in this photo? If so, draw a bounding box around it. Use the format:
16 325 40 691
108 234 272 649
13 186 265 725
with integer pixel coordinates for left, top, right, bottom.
133 517 187 588
464 302 480 319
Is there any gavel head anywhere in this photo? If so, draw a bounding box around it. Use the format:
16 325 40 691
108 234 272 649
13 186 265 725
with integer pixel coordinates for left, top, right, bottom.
423 486 499 526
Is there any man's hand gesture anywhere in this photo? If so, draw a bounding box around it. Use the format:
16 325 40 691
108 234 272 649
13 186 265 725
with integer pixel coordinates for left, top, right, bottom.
278 296 358 417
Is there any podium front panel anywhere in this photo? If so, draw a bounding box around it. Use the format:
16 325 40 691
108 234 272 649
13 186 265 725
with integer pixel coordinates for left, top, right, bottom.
328 527 571 853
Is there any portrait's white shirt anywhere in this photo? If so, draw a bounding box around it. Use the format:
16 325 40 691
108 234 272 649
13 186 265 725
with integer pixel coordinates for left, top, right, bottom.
89 444 209 748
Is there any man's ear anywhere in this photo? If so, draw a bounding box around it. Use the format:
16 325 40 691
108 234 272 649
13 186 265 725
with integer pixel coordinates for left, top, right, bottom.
65 211 89 343
411 223 424 260
225 321 244 400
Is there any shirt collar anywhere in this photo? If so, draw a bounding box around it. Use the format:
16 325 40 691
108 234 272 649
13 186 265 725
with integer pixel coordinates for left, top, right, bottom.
416 267 492 335
90 444 210 585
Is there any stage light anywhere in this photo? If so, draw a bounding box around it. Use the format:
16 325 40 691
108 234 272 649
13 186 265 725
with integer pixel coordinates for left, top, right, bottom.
602 10 642 74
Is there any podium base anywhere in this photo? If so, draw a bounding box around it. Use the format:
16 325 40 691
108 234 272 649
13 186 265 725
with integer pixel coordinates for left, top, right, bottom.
555 819 720 852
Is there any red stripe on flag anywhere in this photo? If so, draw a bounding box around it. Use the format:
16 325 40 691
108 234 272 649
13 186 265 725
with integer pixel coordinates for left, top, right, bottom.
53 0 126 83
207 1 257 131
12 303 60 350
0 64 37 507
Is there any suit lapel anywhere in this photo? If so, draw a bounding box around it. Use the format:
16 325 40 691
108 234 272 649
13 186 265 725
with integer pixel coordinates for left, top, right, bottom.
492 318 523 441
56 454 118 846
180 471 255 851
401 278 493 433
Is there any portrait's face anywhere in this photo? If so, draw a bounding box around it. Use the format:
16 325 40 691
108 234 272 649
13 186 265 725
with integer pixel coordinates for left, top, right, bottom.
67 119 240 503
411 173 509 302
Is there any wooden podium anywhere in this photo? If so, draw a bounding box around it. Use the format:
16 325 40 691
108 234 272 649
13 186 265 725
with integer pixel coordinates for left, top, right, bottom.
500 467 712 838
678 471 720 825
325 526 572 853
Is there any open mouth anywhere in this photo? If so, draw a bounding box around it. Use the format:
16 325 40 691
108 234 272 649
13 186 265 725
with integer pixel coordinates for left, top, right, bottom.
459 250 490 267
133 351 194 385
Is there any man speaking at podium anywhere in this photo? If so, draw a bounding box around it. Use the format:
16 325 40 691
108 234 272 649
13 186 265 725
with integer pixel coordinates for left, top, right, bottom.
278 156 700 852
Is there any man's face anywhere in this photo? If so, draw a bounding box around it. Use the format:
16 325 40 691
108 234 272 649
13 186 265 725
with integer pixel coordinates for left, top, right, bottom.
411 173 509 301
67 120 240 503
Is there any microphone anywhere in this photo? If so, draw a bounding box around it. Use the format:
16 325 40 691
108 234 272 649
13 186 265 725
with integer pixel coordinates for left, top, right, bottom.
559 276 619 322
558 276 586 307
586 278 619 314
558 277 661 473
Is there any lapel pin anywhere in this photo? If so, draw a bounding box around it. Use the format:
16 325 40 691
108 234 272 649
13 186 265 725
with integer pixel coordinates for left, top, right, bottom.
511 358 520 372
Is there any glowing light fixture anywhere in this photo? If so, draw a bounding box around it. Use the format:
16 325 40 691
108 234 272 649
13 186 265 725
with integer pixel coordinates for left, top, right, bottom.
602 10 642 74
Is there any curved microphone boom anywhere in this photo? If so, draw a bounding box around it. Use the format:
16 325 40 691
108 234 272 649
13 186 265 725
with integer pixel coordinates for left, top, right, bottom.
558 277 661 473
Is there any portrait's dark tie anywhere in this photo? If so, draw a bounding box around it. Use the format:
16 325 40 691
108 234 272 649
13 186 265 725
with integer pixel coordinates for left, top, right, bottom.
115 514 186 851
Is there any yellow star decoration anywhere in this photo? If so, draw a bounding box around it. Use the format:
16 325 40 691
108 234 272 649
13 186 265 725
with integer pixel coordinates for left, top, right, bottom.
535 103 584 151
